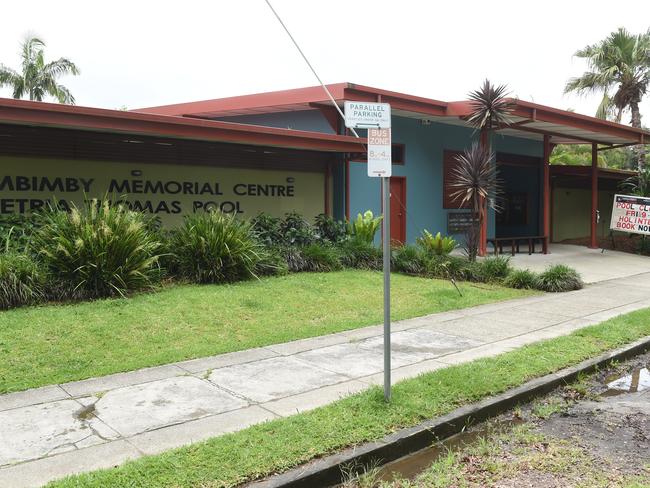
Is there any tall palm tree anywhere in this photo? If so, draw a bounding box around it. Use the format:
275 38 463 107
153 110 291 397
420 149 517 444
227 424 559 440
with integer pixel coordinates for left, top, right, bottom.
0 36 79 104
565 27 650 171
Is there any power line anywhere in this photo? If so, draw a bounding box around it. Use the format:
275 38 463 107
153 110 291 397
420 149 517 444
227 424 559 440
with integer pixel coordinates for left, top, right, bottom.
263 0 361 139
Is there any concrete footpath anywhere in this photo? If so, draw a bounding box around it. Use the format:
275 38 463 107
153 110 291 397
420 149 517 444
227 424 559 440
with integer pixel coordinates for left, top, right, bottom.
2 272 650 487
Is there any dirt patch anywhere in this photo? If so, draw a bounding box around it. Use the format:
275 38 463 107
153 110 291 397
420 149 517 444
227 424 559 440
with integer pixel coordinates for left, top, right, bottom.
371 350 650 487
560 235 649 255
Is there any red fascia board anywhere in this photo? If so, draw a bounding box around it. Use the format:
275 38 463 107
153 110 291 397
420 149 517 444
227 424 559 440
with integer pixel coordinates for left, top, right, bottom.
135 83 350 117
0 98 365 153
137 82 450 119
550 164 634 180
447 99 649 143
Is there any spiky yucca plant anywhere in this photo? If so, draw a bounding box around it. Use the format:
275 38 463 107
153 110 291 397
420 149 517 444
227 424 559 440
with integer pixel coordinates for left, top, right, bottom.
466 79 515 134
32 200 163 299
449 143 502 261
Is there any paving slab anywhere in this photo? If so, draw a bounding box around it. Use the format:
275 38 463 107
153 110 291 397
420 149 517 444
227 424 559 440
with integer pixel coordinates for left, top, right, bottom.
60 363 187 398
0 439 142 488
208 356 347 403
0 398 119 465
0 385 70 413
359 328 483 359
128 405 277 455
93 376 247 437
295 340 424 378
262 380 369 417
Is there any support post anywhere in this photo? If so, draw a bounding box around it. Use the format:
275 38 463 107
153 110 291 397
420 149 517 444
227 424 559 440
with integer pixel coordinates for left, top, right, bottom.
479 129 488 256
542 135 551 254
590 143 599 249
382 177 391 402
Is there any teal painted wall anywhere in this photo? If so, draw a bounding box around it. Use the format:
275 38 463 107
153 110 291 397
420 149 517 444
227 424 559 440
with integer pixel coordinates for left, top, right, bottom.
217 111 545 242
349 117 544 243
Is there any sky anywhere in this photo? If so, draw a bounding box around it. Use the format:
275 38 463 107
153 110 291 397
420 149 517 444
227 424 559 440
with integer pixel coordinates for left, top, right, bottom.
0 0 649 123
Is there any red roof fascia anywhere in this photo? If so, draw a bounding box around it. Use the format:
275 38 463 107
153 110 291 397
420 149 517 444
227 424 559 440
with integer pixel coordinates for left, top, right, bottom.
447 99 649 143
135 83 350 117
0 97 365 153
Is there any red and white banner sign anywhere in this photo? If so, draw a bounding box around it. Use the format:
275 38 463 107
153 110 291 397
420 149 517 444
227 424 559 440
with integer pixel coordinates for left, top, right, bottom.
610 194 650 236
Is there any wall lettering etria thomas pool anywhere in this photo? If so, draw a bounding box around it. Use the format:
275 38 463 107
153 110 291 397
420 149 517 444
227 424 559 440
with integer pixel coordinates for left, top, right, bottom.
0 157 325 226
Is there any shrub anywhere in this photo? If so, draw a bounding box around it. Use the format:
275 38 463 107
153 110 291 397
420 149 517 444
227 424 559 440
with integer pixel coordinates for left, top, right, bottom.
416 230 457 256
504 268 538 289
300 243 343 272
255 247 289 277
280 212 316 246
279 246 309 273
314 213 348 244
0 214 38 253
250 213 283 248
425 255 471 280
476 256 512 282
348 210 382 244
31 200 163 299
392 245 427 275
0 251 47 309
172 210 263 284
534 264 583 292
340 238 382 270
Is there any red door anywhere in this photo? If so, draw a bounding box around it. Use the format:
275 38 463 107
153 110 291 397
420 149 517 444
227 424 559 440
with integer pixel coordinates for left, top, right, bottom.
390 177 406 244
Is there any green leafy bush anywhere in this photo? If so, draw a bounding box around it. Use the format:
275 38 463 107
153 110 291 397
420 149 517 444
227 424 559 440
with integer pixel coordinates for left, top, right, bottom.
416 230 457 256
0 251 47 309
0 214 38 253
424 255 470 280
534 264 583 292
255 247 289 277
340 238 382 270
504 268 538 289
250 213 283 248
348 210 382 244
314 213 348 244
300 243 343 272
172 210 263 284
392 245 427 275
280 212 316 246
476 256 512 282
279 246 308 273
32 200 162 299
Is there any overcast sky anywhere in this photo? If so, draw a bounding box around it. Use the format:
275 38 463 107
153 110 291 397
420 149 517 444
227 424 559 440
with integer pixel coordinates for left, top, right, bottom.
1 0 649 123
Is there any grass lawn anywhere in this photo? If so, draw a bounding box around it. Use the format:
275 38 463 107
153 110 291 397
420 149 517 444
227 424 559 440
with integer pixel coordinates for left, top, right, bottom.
0 270 531 393
47 307 650 488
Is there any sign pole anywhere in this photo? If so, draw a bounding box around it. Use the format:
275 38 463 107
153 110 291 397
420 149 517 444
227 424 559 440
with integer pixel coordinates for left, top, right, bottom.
382 176 391 401
344 100 392 402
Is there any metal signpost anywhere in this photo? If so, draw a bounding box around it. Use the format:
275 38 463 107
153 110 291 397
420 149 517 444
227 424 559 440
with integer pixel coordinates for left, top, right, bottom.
345 102 393 401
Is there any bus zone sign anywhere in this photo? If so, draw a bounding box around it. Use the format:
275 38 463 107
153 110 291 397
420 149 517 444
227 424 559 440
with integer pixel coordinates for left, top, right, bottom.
610 194 650 235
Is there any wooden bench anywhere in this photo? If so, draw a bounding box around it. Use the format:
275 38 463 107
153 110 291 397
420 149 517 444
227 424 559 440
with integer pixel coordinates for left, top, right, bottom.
488 236 547 256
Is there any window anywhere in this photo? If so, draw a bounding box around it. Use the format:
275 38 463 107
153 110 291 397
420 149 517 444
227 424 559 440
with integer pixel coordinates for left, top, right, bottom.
497 192 529 226
443 150 470 209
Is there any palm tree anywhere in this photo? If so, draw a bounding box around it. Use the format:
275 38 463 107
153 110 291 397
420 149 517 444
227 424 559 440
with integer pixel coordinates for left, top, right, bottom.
0 36 79 104
565 27 650 171
466 80 515 144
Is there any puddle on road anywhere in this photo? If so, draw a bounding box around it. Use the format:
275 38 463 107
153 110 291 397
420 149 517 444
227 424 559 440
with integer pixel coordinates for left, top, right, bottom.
602 367 650 397
372 419 523 483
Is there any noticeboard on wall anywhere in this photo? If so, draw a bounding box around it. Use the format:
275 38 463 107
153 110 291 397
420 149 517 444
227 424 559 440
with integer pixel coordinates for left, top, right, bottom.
447 212 478 234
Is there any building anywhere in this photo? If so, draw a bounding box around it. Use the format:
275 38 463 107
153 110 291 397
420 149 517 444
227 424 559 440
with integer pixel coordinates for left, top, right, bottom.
0 82 648 253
